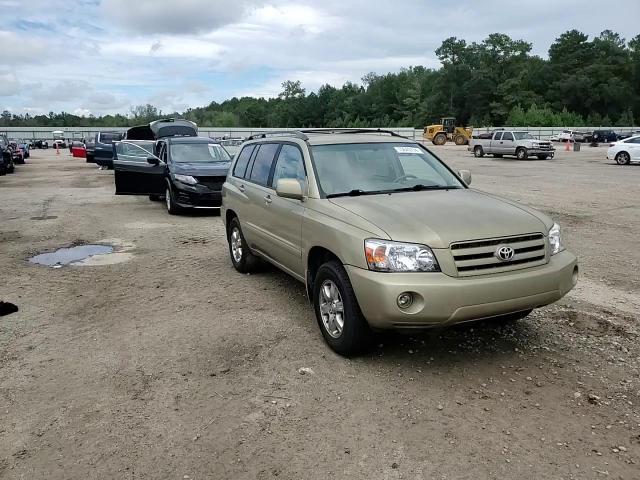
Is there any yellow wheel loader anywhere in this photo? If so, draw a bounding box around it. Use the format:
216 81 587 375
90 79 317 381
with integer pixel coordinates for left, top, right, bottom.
423 117 473 146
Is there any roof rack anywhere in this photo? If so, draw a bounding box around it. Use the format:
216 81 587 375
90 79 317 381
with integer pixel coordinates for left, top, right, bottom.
247 131 309 141
300 128 407 138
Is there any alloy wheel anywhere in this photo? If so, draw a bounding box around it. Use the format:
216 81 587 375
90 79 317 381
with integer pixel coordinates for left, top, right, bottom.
319 280 344 338
230 227 243 263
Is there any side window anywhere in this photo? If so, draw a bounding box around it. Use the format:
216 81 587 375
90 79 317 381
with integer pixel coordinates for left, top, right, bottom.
248 143 279 186
271 144 306 187
233 145 255 178
157 143 167 162
502 132 514 141
493 132 503 140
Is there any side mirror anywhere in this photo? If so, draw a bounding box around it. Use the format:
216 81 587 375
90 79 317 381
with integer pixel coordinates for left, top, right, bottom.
147 156 160 165
276 178 304 200
458 169 472 186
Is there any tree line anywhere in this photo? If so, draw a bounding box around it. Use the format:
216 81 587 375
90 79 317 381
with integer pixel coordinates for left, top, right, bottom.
2 29 639 129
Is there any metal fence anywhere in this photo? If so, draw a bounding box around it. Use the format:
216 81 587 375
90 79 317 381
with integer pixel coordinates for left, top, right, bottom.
1 125 638 141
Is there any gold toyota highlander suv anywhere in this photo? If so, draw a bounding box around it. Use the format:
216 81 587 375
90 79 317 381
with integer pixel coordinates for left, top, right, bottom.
222 129 578 355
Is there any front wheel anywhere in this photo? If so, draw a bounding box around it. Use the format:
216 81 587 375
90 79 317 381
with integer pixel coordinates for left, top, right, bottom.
615 152 631 165
454 135 466 146
537 154 549 160
432 133 447 146
165 186 183 214
516 148 528 160
313 260 371 356
227 217 259 273
473 146 484 157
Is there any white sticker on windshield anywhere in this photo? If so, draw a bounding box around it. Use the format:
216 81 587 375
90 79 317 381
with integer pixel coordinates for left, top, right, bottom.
394 146 423 154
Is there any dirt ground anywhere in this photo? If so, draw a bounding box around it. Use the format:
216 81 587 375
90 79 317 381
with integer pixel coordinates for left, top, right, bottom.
1 144 639 479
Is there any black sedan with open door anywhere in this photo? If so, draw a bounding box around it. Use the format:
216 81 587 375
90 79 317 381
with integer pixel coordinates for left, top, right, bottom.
113 136 232 215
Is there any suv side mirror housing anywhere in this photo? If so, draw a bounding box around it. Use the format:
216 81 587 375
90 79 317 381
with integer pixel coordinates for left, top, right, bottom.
147 156 160 165
276 178 304 200
458 169 472 186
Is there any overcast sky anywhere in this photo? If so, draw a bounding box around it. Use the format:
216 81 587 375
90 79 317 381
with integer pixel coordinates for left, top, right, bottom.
1 0 638 117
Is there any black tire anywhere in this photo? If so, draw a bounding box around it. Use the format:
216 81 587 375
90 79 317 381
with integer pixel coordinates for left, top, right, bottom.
493 153 503 158
227 216 259 273
454 135 466 146
516 147 528 160
313 260 371 356
473 145 484 157
432 133 447 146
86 154 94 163
7 162 15 173
615 152 631 165
490 309 533 324
537 154 549 160
0 166 6 176
165 185 183 215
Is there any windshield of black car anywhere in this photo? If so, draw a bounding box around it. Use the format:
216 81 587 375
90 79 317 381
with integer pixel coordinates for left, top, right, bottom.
311 142 463 197
513 132 535 140
170 143 231 163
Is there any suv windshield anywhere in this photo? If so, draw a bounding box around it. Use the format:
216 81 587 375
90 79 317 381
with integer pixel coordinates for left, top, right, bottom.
170 143 231 163
311 142 463 197
513 132 535 140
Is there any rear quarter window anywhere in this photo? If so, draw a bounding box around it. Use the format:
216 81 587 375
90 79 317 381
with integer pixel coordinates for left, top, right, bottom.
233 145 255 178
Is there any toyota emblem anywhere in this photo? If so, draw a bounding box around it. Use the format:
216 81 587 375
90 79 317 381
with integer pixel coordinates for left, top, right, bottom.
495 245 515 261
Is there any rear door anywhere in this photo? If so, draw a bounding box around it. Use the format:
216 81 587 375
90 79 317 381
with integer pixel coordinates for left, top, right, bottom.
113 140 165 195
260 143 307 277
241 143 281 254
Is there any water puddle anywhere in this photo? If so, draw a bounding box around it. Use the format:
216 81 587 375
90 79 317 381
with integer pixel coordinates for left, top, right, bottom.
29 244 114 268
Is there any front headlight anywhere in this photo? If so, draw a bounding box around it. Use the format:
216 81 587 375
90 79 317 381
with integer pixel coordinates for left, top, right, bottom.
174 174 197 185
365 239 439 272
549 222 563 255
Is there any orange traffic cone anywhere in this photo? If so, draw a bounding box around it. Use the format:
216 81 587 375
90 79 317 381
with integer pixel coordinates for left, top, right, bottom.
564 140 571 152
56 144 60 155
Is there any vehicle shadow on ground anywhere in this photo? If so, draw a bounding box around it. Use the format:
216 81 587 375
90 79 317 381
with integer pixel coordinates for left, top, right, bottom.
256 263 545 364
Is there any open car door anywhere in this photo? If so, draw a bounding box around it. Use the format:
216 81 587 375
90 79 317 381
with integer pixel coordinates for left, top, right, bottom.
113 140 165 195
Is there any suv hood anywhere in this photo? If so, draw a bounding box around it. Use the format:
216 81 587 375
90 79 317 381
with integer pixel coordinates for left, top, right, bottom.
170 162 230 176
329 189 550 248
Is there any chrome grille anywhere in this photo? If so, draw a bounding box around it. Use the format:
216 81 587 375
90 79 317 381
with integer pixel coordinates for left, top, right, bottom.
451 233 547 276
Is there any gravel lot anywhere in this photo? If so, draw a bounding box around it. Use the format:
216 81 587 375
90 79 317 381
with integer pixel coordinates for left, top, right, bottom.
1 145 639 479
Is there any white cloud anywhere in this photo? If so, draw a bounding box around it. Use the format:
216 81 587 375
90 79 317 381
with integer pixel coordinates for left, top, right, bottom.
0 72 20 96
73 107 92 116
102 37 225 59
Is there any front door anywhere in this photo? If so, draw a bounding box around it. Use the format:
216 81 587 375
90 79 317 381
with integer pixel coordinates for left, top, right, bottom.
113 140 165 195
500 131 515 155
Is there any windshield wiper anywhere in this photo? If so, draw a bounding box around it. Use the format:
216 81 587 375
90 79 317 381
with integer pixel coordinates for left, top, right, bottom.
326 189 385 198
385 184 462 193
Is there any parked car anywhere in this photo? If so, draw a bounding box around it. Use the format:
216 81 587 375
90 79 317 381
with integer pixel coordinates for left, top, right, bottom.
52 139 67 149
14 139 30 159
218 137 244 157
617 130 640 141
607 135 640 165
93 131 123 169
469 130 555 159
0 134 15 175
221 129 578 355
8 140 24 164
584 130 618 143
85 136 95 162
113 119 232 214
33 139 49 149
71 140 87 158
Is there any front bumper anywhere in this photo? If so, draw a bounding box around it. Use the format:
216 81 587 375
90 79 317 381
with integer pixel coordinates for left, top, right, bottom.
346 250 577 329
173 183 222 208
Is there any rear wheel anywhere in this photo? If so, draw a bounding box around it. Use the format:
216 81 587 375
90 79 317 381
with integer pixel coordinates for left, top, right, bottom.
313 260 371 356
473 146 484 157
227 217 259 273
615 151 631 165
432 133 447 146
516 147 528 160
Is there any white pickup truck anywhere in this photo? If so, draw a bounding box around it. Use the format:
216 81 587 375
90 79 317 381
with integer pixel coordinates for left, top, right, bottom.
468 130 555 160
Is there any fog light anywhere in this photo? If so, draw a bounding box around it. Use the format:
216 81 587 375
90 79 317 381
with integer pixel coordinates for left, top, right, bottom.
397 292 414 309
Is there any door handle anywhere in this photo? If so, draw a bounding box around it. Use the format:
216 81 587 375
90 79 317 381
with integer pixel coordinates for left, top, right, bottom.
238 184 245 192
264 194 272 205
